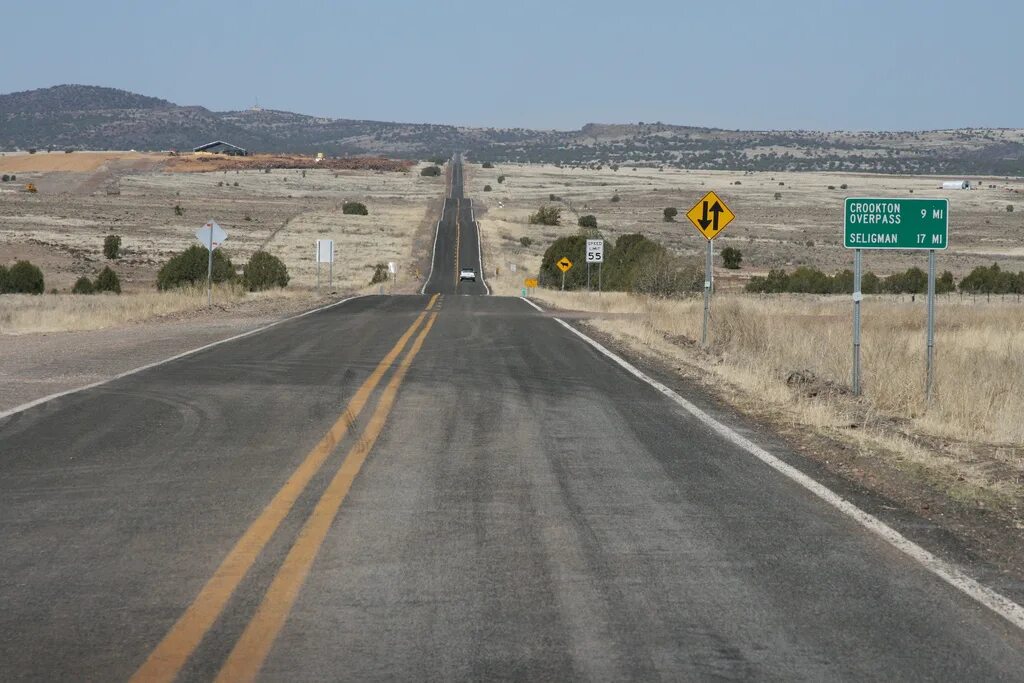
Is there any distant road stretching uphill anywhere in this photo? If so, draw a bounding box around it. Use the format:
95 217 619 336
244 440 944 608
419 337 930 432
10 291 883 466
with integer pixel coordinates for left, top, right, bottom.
0 158 1022 680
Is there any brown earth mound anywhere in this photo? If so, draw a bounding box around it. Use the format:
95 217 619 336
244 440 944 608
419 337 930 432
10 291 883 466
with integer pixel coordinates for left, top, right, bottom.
166 153 414 173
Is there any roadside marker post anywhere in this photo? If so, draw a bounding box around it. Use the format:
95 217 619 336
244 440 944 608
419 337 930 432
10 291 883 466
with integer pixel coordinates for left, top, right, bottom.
315 239 334 294
844 198 948 400
556 257 573 290
195 221 227 307
686 191 735 347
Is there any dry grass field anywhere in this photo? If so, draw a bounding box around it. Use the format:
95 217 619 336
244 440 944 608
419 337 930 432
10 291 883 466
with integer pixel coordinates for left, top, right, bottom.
0 157 445 332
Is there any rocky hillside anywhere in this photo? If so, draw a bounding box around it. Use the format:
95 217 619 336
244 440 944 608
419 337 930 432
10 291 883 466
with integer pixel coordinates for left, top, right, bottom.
2 85 1023 175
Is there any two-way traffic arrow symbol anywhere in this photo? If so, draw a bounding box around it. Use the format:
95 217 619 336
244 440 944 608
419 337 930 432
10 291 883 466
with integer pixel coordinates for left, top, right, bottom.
698 201 725 231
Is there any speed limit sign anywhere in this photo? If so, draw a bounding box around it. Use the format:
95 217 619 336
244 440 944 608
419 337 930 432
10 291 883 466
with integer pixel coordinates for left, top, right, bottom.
585 239 604 263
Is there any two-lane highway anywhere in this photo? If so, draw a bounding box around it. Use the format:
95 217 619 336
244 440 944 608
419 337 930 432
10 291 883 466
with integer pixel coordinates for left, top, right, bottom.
422 155 488 296
1 158 1023 680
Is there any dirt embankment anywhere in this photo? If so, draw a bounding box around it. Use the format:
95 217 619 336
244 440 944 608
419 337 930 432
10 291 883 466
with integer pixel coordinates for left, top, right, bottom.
0 151 167 173
166 154 414 173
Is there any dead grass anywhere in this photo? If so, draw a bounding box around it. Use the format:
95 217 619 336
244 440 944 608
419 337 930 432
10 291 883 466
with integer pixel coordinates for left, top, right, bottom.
0 284 305 335
530 289 1024 509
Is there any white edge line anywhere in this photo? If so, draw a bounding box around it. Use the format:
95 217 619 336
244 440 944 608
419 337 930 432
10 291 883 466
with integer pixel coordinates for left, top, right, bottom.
420 198 446 295
469 198 491 295
0 295 367 421
519 296 1024 633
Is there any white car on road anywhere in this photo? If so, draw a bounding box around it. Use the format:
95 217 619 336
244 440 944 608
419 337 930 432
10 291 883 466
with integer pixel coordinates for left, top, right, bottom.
459 268 476 282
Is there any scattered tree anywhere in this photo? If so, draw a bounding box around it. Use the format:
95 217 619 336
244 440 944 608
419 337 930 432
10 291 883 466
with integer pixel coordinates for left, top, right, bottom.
577 214 598 229
342 201 368 215
482 162 494 169
174 204 185 216
721 247 743 269
483 184 492 192
103 234 121 260
5 260 45 294
156 245 235 290
420 165 442 177
243 251 290 291
663 207 678 222
72 276 95 294
519 236 533 247
529 205 561 226
497 175 506 183
95 266 121 294
369 263 389 284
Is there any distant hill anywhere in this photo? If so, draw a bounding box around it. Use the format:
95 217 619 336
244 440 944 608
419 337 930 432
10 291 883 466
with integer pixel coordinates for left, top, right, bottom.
2 85 1023 175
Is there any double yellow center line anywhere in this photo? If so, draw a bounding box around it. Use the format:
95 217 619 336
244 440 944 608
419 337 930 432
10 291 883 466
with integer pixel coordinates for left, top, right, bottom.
132 294 440 683
453 199 462 286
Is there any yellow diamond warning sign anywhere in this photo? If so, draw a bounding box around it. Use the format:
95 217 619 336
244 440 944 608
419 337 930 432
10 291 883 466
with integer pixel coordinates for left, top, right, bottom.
556 257 573 272
686 191 735 240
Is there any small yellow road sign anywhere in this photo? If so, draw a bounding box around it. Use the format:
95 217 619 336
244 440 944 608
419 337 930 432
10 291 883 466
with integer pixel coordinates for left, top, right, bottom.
524 278 538 287
686 191 735 240
556 257 573 272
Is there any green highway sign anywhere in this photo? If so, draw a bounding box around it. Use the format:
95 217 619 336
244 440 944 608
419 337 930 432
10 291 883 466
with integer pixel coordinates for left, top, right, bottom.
844 198 948 250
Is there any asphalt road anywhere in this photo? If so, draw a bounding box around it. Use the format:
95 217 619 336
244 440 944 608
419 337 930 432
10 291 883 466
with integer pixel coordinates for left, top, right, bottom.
1 159 1023 681
422 155 488 296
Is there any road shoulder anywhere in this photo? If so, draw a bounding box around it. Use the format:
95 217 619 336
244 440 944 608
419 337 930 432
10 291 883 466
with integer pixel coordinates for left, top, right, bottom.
526 298 1024 611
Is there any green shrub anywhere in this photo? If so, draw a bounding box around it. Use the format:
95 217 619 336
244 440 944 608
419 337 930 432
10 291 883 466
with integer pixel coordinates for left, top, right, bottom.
6 260 44 294
420 165 442 177
549 193 560 201
0 265 8 292
342 201 369 215
72 276 95 294
483 184 492 192
482 162 494 169
959 263 1022 294
156 245 235 290
774 192 782 200
497 175 506 183
663 207 677 222
95 266 121 294
721 247 742 269
520 236 533 247
103 234 121 260
1008 204 1014 213
632 251 703 297
610 194 621 203
1 174 9 182
577 214 598 229
174 204 185 216
528 205 561 226
370 263 389 284
243 251 290 291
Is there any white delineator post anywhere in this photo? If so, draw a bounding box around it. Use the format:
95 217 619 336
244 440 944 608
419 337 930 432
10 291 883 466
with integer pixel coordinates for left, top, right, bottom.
206 224 214 307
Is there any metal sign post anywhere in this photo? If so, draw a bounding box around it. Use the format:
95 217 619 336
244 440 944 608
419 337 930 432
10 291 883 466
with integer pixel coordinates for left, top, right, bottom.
686 192 734 348
844 198 948 399
702 240 713 347
556 257 573 290
852 249 862 396
585 240 604 294
195 221 227 307
315 239 334 295
926 249 936 401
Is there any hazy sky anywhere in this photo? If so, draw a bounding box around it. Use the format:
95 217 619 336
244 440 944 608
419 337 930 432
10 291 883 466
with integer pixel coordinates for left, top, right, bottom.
2 0 1019 131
